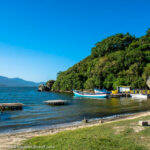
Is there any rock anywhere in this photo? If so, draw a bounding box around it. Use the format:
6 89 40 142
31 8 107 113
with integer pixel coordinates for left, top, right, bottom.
146 76 150 89
99 119 104 124
38 80 55 92
38 84 49 92
139 121 150 126
82 118 88 123
38 84 45 92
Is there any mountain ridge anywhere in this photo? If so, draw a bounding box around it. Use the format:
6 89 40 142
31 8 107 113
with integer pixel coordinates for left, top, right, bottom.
0 76 44 87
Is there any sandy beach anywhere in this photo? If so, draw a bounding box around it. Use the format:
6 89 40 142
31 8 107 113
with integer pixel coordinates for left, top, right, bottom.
0 111 150 150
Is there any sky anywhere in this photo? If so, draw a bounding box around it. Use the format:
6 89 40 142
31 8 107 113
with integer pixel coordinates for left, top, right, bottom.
0 0 150 82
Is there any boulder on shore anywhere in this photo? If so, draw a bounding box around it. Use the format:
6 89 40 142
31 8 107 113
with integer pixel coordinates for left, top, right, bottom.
38 84 47 92
38 80 55 92
139 120 150 126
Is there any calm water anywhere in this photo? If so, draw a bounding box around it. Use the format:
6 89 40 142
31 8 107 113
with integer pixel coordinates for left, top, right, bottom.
0 87 150 134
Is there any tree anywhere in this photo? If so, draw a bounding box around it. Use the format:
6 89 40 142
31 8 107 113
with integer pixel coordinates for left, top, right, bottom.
57 71 62 77
146 28 150 36
103 74 115 90
84 78 95 89
91 33 135 57
46 80 55 90
50 28 150 91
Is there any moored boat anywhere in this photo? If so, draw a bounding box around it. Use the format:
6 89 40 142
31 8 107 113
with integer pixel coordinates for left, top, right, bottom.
94 89 111 94
130 94 148 99
73 90 108 98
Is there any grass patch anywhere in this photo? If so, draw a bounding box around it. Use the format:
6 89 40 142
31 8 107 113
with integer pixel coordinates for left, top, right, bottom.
20 116 150 150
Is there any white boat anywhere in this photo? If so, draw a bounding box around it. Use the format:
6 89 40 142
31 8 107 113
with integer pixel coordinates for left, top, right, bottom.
130 94 148 99
94 89 111 94
73 90 108 98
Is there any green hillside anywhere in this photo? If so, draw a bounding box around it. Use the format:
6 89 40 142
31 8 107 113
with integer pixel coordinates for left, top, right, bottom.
52 29 150 91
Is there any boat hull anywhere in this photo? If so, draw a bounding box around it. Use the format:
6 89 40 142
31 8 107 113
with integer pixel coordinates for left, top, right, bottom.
73 91 108 98
131 94 148 99
94 89 110 94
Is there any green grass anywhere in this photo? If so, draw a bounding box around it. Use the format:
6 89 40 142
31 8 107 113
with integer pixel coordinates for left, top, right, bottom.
20 116 150 150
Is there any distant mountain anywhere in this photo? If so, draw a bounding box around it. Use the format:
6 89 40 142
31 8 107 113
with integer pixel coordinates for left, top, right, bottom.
0 76 44 87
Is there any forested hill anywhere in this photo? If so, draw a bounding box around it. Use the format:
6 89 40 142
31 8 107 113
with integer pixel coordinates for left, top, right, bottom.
52 29 150 91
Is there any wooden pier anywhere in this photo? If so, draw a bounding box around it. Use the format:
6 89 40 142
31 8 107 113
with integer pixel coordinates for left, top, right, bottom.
110 93 131 98
0 103 24 111
44 100 68 106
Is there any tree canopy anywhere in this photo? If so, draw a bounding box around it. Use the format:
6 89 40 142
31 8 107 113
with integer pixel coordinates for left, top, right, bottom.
51 29 150 91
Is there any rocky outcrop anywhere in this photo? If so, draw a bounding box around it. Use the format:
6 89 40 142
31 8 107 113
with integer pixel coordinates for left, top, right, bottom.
146 77 150 89
46 80 55 90
38 84 47 92
38 80 55 92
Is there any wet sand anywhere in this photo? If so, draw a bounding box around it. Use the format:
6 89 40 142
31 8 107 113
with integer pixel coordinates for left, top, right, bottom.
1 111 150 150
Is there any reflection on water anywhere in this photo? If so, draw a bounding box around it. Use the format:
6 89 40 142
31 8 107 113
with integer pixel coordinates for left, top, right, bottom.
0 87 150 133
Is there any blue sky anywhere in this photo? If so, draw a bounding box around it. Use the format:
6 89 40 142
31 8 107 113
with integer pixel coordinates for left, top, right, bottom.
0 0 150 82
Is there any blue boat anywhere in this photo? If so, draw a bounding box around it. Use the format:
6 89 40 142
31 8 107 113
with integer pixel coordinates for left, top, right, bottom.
73 90 108 98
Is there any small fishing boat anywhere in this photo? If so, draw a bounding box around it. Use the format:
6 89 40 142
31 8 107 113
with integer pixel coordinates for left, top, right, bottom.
94 89 111 94
73 90 108 98
130 94 148 99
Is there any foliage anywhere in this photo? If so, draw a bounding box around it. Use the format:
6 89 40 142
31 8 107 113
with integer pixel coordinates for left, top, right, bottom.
51 29 150 91
146 28 150 36
91 33 135 57
46 80 55 90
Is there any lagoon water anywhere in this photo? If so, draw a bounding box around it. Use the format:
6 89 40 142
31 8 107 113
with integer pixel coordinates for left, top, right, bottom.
0 87 150 134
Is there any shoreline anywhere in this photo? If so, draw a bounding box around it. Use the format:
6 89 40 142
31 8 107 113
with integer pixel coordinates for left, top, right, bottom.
1 110 150 149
